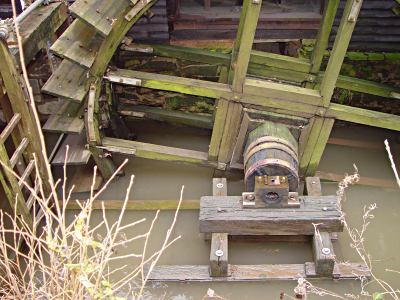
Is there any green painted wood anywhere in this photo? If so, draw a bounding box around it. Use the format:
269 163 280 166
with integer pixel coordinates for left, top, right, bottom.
101 137 219 168
50 19 104 69
244 78 322 106
299 117 324 174
69 0 130 37
42 60 90 102
218 102 242 163
251 50 311 73
334 75 400 99
106 68 232 99
309 0 340 74
305 118 334 176
209 99 229 160
209 67 229 161
326 104 400 131
320 0 363 106
229 0 262 93
119 105 213 129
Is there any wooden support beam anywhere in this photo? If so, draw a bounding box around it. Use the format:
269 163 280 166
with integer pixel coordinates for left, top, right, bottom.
208 67 229 161
300 0 363 176
210 178 229 277
119 105 213 129
145 263 370 281
228 0 262 93
101 137 219 168
305 177 322 197
326 104 400 132
312 232 335 277
106 69 320 117
309 0 340 74
217 102 242 164
121 43 400 99
200 195 343 235
320 0 363 107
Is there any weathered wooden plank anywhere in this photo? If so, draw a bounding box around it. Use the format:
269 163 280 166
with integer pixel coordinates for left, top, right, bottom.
309 0 340 74
305 118 335 176
42 114 84 134
313 232 335 277
9 138 29 168
0 113 20 144
244 78 322 106
50 19 104 69
305 177 322 197
52 133 91 166
210 178 228 277
326 103 400 132
106 69 320 118
18 159 35 188
69 0 130 37
228 0 262 93
65 199 200 210
68 164 103 193
19 2 68 64
146 263 369 281
41 60 90 103
320 0 363 106
106 68 231 99
119 105 213 129
218 102 242 163
199 196 343 235
251 50 310 73
101 137 219 168
210 233 229 277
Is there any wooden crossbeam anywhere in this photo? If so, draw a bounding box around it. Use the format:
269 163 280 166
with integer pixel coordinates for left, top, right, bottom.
105 69 321 116
100 137 219 168
122 43 400 99
199 195 343 235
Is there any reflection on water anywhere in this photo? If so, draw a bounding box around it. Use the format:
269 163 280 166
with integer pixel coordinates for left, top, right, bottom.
70 121 400 299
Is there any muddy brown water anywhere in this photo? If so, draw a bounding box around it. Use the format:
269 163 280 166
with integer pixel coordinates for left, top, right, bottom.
69 121 400 299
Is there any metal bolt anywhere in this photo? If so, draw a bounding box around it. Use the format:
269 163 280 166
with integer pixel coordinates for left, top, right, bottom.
312 181 316 184
217 207 222 212
216 183 224 189
252 0 261 4
322 207 328 211
215 250 224 257
246 194 255 201
321 247 331 255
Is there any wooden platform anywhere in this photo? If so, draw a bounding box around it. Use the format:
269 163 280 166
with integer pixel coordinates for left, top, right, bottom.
146 263 370 281
200 195 343 235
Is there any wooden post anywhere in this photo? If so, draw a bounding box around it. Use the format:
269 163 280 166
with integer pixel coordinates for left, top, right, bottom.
228 0 262 93
309 0 340 74
320 0 363 107
300 0 363 176
209 178 228 277
213 0 261 164
85 82 116 179
305 176 335 277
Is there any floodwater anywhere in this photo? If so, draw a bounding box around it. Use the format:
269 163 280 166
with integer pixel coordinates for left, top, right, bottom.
70 121 400 299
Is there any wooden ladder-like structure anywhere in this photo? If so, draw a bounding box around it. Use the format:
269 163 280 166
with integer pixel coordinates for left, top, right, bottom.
41 0 157 177
0 40 51 228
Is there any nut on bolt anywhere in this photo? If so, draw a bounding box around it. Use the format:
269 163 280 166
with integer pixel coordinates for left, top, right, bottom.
246 194 255 201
